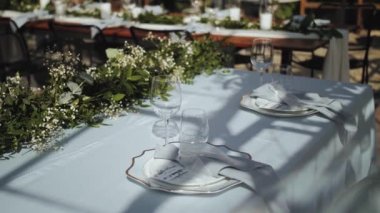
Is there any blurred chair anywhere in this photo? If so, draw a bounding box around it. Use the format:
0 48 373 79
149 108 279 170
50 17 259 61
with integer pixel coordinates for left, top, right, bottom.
293 3 376 83
0 17 32 81
129 26 192 50
50 21 108 66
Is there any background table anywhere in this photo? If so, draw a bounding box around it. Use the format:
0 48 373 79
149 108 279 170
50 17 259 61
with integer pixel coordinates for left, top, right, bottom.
0 70 375 213
19 17 350 82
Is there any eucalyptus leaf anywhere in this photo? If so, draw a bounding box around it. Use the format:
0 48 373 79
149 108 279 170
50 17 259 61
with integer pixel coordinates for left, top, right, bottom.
106 48 119 59
128 75 142 81
112 93 125 102
67 82 82 95
72 99 79 106
58 92 74 105
79 72 94 85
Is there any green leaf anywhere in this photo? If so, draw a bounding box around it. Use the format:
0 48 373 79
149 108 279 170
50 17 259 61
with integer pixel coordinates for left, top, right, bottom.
67 82 82 95
82 96 91 102
58 92 73 105
106 48 119 59
72 99 79 106
112 93 125 102
79 72 94 85
22 98 30 105
128 75 142 81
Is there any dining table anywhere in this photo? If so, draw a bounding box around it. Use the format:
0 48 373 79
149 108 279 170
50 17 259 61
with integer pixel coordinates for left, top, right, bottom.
0 8 350 82
0 69 375 213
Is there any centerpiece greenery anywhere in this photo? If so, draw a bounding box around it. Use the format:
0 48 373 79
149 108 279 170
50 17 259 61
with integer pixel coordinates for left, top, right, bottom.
0 37 228 159
9 0 39 12
66 7 101 18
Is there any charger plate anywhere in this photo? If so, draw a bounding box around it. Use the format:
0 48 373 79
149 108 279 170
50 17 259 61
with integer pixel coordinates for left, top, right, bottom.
126 142 251 194
240 95 317 117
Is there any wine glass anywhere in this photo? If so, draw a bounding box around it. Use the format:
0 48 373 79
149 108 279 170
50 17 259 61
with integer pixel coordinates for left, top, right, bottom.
150 75 182 145
251 39 273 85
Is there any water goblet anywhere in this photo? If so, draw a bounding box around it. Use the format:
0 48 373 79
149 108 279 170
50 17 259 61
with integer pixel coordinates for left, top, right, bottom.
150 75 182 146
178 108 209 164
251 38 273 85
179 108 209 144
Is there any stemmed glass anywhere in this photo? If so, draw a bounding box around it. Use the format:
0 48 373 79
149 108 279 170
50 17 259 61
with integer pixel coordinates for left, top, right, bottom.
251 39 273 85
150 75 182 145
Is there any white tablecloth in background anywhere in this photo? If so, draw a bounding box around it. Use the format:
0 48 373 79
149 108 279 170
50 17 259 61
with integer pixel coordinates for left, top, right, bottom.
211 28 350 82
0 70 375 213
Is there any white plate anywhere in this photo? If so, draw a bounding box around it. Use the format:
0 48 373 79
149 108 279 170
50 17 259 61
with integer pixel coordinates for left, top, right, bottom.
254 97 309 113
126 143 250 194
240 95 317 117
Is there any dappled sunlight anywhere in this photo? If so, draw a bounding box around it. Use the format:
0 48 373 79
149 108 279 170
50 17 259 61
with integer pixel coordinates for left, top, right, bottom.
0 68 375 213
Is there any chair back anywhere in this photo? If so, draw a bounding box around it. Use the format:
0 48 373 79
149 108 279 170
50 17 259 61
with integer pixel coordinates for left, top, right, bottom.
0 17 30 79
317 3 376 49
129 26 192 50
0 17 19 34
50 21 107 66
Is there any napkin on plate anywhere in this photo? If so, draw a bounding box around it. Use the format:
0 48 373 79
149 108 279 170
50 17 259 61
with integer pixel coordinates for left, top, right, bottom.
250 82 357 144
154 143 277 192
154 143 289 212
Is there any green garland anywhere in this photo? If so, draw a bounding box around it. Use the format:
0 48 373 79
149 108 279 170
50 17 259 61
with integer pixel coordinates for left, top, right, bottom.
134 12 184 25
66 7 101 19
9 0 39 12
0 37 228 159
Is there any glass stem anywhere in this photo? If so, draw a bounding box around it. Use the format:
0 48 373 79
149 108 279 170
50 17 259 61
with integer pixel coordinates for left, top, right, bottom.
259 68 264 85
164 118 169 146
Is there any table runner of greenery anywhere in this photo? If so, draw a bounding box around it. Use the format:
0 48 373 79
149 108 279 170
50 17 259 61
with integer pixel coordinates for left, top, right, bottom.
0 37 228 159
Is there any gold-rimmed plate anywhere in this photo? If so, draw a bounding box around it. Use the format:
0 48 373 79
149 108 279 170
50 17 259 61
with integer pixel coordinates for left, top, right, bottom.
240 95 317 117
126 143 251 194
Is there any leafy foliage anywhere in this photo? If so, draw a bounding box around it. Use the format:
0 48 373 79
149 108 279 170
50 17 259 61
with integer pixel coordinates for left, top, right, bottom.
0 37 227 159
201 17 259 30
133 12 184 25
9 0 39 12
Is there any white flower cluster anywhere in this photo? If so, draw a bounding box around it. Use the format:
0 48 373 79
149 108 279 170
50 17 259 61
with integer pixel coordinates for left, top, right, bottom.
30 107 64 151
100 101 125 119
54 103 80 122
3 73 22 99
86 67 98 80
49 64 75 85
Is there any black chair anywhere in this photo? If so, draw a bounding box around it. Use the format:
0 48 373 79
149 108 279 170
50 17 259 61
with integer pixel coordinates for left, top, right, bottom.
129 26 192 50
293 3 376 83
50 21 108 66
0 17 32 81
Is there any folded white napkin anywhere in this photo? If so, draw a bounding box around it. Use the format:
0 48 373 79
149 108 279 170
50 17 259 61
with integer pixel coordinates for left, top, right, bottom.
154 143 289 212
251 83 357 144
154 143 276 192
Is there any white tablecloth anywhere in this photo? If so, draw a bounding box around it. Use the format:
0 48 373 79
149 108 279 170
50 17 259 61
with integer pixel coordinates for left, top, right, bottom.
0 70 375 213
211 28 350 82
